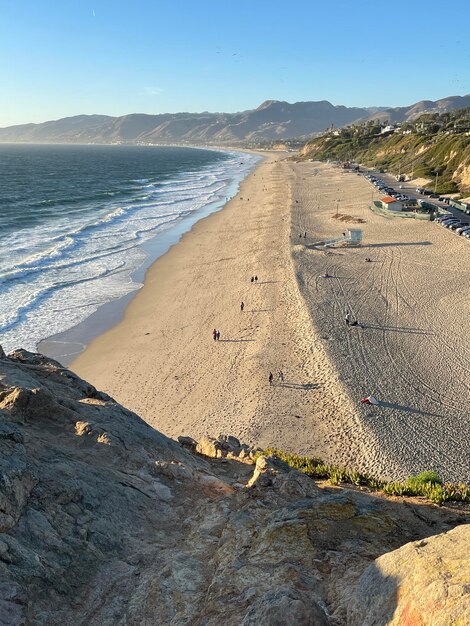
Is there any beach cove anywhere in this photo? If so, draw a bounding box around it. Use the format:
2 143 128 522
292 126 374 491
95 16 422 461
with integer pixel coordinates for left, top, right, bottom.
72 155 470 483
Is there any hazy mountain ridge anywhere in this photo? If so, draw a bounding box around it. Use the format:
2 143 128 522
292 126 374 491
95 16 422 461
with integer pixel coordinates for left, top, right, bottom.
1 95 469 145
365 94 470 124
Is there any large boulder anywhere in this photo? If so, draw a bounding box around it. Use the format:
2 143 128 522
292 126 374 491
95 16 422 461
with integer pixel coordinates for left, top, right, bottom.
348 524 470 625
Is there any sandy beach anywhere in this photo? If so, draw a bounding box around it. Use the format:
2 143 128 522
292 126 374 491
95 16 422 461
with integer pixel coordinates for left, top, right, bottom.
72 155 470 483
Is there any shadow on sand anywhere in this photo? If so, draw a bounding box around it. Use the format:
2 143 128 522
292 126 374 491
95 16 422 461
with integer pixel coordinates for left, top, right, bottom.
219 339 255 343
378 401 443 418
366 241 432 248
256 280 281 285
364 325 434 336
278 382 319 390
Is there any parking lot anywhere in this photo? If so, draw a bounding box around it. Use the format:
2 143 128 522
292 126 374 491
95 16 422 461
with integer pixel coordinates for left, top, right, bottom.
360 168 470 238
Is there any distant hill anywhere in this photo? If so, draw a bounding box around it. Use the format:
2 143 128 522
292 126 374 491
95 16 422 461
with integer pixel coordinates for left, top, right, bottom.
0 101 374 145
0 95 469 145
364 94 470 124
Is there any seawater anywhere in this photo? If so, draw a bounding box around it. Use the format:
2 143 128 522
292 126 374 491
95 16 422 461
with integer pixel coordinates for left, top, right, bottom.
0 144 260 352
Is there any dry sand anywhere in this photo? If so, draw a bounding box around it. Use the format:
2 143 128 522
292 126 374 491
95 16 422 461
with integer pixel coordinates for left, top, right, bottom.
72 156 470 483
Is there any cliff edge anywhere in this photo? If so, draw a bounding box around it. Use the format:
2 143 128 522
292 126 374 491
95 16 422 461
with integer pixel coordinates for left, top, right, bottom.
0 347 468 625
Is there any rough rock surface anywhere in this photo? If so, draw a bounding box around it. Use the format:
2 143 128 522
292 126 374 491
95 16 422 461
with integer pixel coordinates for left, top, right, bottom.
348 524 470 625
0 347 469 625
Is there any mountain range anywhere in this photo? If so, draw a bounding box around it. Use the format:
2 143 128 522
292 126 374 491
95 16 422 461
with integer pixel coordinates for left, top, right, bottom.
1 94 469 145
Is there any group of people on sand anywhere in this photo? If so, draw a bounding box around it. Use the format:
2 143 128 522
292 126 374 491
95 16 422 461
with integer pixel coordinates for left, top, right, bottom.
319 258 380 404
345 310 362 328
211 275 290 388
269 370 285 385
211 275 260 341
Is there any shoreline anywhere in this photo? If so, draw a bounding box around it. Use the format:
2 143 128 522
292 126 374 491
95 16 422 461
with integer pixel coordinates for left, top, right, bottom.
71 152 343 462
70 156 470 483
39 149 262 364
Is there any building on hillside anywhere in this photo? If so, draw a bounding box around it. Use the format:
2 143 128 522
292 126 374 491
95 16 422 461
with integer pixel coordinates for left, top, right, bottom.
380 196 403 211
381 125 398 134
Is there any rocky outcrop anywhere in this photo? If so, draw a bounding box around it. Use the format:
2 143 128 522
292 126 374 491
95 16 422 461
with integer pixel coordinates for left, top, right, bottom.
0 346 469 625
348 524 470 625
195 433 260 462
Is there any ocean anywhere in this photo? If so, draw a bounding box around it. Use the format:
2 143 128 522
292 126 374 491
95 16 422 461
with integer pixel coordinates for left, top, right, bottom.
0 144 260 354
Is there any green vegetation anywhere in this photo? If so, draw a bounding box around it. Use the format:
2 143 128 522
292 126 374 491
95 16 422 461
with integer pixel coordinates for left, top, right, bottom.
259 448 470 506
301 108 470 194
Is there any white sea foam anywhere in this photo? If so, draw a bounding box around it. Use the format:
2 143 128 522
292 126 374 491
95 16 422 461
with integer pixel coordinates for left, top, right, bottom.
0 150 261 352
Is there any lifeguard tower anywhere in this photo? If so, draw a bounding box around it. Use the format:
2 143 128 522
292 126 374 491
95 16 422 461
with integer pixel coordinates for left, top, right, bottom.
324 228 362 248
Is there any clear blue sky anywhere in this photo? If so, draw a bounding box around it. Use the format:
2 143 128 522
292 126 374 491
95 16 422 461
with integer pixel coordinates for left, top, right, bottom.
1 0 469 126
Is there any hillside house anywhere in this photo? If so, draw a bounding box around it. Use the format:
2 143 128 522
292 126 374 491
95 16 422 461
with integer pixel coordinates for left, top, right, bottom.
381 125 398 134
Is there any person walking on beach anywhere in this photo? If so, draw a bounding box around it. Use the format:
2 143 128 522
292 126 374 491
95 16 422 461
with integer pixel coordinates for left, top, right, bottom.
216 330 220 341
360 395 379 405
268 372 274 385
240 301 245 312
213 329 217 341
278 370 285 383
254 275 258 282
345 311 352 326
251 276 254 283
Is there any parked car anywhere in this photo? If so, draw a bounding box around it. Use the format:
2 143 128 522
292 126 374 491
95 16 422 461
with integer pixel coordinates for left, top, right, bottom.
457 226 470 235
444 220 461 228
435 215 454 222
440 219 460 226
449 222 468 230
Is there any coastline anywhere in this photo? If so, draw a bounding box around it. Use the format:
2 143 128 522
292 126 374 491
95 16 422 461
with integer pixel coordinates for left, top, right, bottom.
39 148 261 364
71 152 345 463
70 155 470 483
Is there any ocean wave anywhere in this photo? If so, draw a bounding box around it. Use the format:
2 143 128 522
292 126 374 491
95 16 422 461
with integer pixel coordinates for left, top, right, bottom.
0 150 261 352
0 260 130 335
